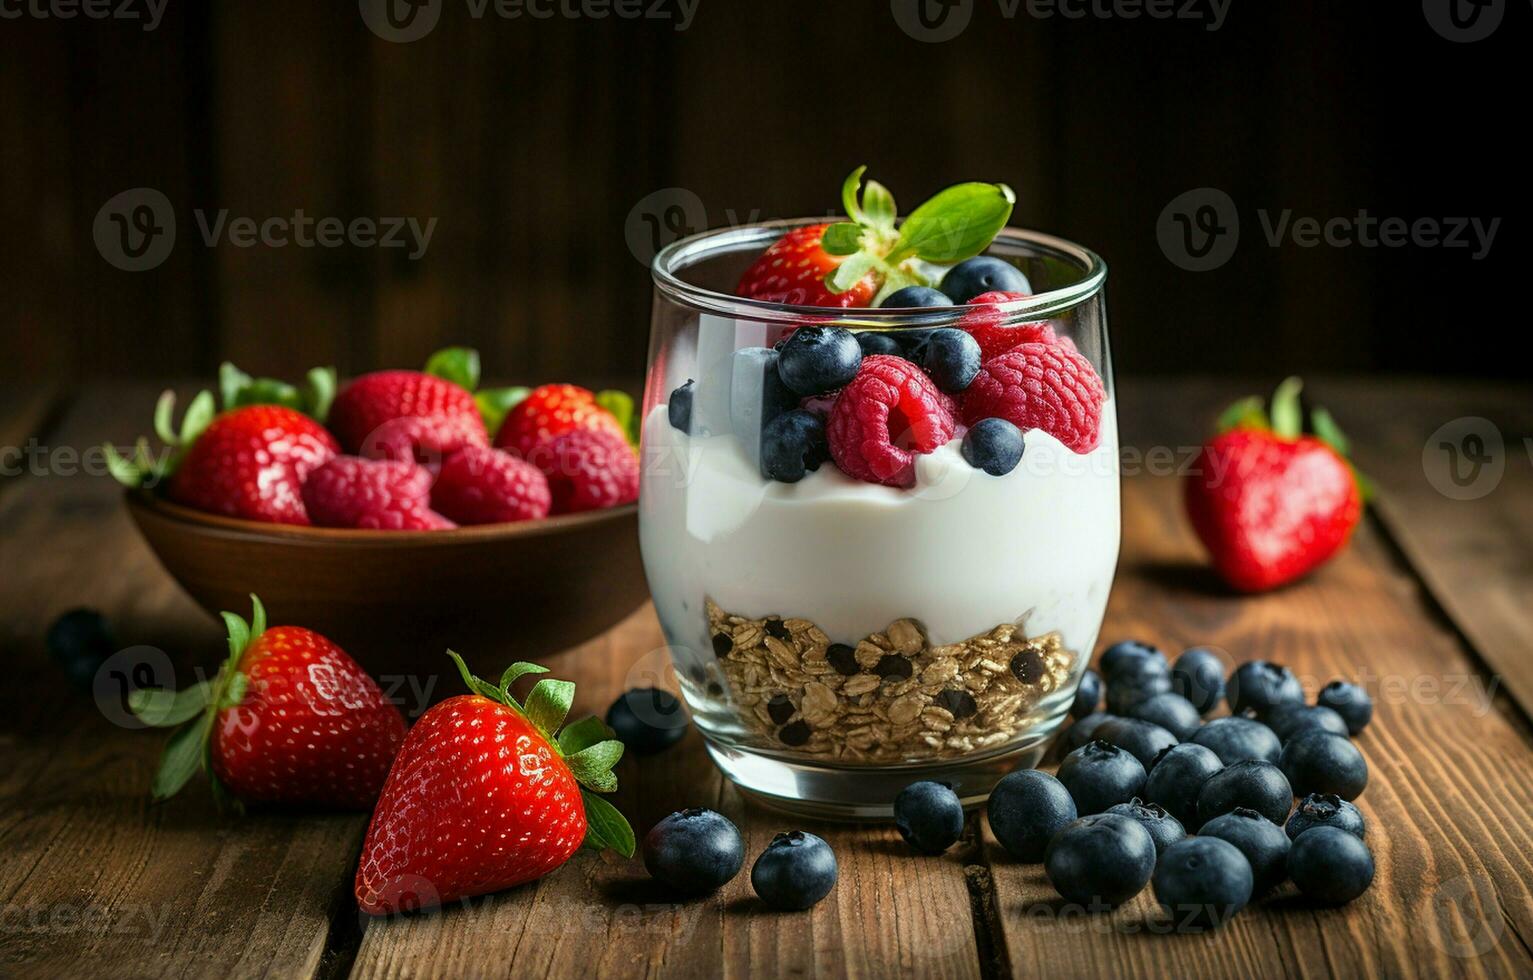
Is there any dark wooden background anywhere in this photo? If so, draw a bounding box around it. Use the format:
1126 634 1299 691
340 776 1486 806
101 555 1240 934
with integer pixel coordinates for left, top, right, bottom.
3 0 1528 385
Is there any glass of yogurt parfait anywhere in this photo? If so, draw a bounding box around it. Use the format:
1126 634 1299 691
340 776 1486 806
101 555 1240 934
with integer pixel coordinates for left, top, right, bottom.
638 170 1118 818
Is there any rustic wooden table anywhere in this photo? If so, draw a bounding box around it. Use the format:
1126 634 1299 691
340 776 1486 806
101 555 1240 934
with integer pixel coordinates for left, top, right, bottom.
2 378 1530 979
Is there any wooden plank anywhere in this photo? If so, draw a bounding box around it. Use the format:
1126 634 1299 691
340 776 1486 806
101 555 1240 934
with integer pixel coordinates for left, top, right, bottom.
981 381 1533 977
350 607 984 980
0 385 365 978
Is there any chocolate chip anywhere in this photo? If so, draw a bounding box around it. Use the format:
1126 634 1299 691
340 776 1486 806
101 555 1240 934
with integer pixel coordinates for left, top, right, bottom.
875 655 913 680
764 618 792 642
827 643 860 676
778 720 811 746
935 689 977 720
766 694 796 725
706 682 724 698
711 632 732 657
1010 649 1045 685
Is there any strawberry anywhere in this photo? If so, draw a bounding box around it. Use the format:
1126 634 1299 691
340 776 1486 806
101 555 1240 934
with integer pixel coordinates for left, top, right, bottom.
1184 378 1366 593
302 455 457 530
493 383 628 459
355 653 635 915
735 166 1015 309
130 595 407 810
329 369 488 465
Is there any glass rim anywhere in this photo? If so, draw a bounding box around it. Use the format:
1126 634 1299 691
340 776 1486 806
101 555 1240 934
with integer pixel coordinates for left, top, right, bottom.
650 218 1108 328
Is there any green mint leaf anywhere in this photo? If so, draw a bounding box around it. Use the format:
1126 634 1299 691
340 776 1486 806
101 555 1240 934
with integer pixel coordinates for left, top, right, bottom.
179 391 216 448
219 363 254 411
891 181 1015 264
580 789 636 857
425 347 481 393
1269 377 1304 439
565 739 624 789
305 367 337 423
130 681 213 727
153 391 179 446
557 715 614 756
595 390 639 447
820 222 864 256
221 612 250 662
840 165 869 224
862 180 897 229
476 387 530 438
824 252 878 295
1309 407 1350 456
151 719 208 802
523 679 575 737
1216 396 1268 433
103 444 144 488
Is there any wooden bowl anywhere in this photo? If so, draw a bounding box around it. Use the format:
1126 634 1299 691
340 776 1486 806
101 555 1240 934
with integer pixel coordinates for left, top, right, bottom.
125 492 649 678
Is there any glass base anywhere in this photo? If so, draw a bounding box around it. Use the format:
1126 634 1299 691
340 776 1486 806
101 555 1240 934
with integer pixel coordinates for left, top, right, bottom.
704 727 1058 821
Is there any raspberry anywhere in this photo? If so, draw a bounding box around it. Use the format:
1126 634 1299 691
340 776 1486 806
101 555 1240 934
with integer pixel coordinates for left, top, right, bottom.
961 343 1106 454
302 456 456 531
826 355 956 487
495 384 627 459
528 428 639 514
431 446 551 525
329 370 488 464
958 291 1074 362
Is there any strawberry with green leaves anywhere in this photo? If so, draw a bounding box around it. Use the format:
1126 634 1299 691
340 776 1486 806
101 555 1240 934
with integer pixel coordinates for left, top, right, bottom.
1184 378 1367 593
355 653 635 915
735 166 1016 308
130 596 407 810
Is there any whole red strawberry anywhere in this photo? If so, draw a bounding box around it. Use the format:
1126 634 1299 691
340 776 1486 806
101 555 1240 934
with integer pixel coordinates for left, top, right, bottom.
131 595 407 810
431 445 551 525
1184 378 1365 592
962 342 1106 454
495 383 627 460
165 400 338 525
736 224 880 308
355 654 635 915
302 455 456 530
530 427 640 514
330 369 487 464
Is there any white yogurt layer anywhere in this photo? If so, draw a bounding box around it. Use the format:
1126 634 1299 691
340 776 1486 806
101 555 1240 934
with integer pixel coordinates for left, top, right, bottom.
639 399 1121 661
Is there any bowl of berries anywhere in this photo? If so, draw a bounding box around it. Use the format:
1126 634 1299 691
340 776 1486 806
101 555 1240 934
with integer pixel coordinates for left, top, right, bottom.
638 168 1118 817
110 349 648 675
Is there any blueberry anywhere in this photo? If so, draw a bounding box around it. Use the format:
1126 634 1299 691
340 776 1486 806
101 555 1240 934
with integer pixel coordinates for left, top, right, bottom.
1071 669 1103 719
1227 661 1305 717
1125 692 1203 741
1264 703 1350 743
1058 740 1147 814
1197 760 1293 826
643 808 745 894
1105 657 1173 715
987 769 1077 862
1316 680 1373 735
1094 717 1179 770
1189 716 1282 765
855 332 905 357
731 346 802 462
1099 640 1166 679
605 688 688 755
1279 730 1368 800
911 328 981 393
1287 826 1374 905
776 326 862 397
1062 712 1115 752
1105 798 1186 855
1143 743 1224 829
760 410 829 483
1199 807 1291 894
1286 793 1366 840
940 256 1032 305
46 608 116 690
667 380 694 432
1044 813 1156 908
958 417 1025 477
894 781 965 854
880 285 954 308
751 831 837 910
1152 837 1253 931
1171 647 1226 715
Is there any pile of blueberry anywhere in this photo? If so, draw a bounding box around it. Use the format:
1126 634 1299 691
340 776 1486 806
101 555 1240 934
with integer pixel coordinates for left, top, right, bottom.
892 641 1377 931
641 808 838 911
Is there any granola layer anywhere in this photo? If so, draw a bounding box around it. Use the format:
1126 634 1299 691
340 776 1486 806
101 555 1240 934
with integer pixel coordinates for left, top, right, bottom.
705 599 1075 763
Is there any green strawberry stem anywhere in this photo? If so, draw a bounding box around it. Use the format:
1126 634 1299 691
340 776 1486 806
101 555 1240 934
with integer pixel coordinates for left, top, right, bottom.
821 166 1016 303
219 362 337 422
129 594 265 812
1215 377 1373 502
446 652 636 858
